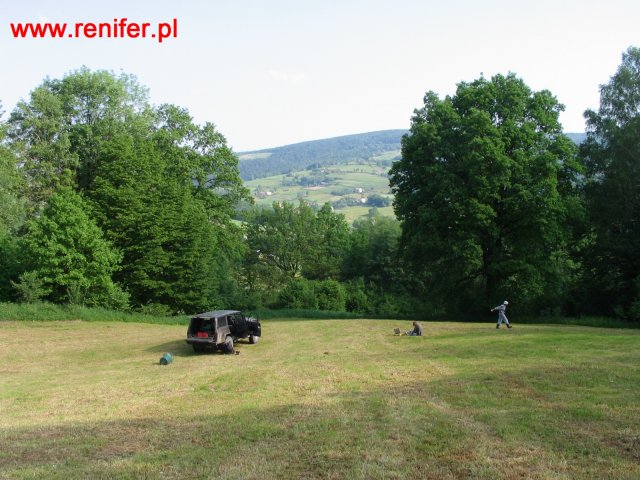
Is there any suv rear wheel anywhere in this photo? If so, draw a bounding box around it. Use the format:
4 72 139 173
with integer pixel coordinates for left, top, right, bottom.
224 336 234 354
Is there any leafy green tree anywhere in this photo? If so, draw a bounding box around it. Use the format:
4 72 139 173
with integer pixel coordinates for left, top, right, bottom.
8 68 150 208
0 157 25 235
303 203 350 280
343 213 404 288
341 213 431 315
0 233 22 302
20 188 127 308
245 201 349 281
0 106 27 301
11 271 49 304
344 278 369 313
0 105 26 235
366 194 392 207
580 47 640 319
276 278 318 309
7 88 77 208
275 278 346 311
88 134 221 312
152 104 249 224
390 73 581 314
245 201 319 278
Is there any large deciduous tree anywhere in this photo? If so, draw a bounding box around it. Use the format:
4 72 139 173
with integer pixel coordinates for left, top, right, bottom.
0 104 26 236
581 47 640 320
343 213 404 289
19 188 127 307
244 201 349 282
303 203 350 280
0 104 27 301
390 73 581 314
8 68 149 208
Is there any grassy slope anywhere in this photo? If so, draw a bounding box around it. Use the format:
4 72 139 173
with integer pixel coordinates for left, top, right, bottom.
1 319 639 479
245 163 395 224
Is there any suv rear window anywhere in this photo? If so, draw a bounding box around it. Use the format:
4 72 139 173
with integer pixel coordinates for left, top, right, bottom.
190 318 214 333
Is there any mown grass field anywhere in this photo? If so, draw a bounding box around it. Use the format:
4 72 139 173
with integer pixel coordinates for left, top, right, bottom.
1 319 639 479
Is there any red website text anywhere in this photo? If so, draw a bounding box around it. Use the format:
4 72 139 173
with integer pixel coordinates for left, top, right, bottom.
10 18 178 43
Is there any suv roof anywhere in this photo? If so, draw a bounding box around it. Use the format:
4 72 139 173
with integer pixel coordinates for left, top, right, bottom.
191 310 241 319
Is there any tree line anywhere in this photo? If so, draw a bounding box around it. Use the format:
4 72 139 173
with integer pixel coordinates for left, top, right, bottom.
1 47 639 321
0 69 248 314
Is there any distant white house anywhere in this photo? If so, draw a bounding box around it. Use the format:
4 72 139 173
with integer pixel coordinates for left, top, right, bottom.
256 190 273 199
355 187 364 194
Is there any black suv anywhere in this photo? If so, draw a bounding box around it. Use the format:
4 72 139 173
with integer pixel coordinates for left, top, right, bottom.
186 310 261 354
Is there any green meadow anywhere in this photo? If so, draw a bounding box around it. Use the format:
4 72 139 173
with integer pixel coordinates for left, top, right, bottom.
1 318 638 479
244 163 395 223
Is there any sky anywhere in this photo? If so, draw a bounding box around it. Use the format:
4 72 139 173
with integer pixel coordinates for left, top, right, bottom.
1 0 639 151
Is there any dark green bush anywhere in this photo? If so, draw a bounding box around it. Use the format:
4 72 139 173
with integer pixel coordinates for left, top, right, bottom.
315 280 346 311
345 278 369 313
276 279 318 310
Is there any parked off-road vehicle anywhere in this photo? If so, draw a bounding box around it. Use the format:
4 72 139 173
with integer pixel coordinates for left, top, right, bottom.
186 310 261 354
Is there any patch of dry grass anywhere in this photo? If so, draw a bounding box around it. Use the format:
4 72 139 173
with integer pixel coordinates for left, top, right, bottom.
0 319 638 479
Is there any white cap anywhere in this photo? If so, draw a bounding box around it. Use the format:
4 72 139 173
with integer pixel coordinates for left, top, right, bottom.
503 300 509 305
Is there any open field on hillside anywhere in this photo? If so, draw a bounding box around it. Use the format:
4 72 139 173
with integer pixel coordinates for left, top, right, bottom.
1 319 639 479
245 163 395 223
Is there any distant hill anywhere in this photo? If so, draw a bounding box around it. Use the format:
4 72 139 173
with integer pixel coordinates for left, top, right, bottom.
566 132 587 145
238 129 587 181
238 130 407 180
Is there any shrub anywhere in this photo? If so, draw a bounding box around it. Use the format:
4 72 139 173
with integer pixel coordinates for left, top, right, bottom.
276 279 347 312
276 279 318 310
315 280 346 311
345 278 369 313
136 303 174 316
11 271 50 304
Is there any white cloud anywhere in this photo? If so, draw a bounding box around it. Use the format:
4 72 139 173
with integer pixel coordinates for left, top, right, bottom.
268 70 308 83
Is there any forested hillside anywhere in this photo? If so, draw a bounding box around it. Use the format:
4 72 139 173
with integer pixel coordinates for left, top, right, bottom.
238 129 406 180
566 132 587 144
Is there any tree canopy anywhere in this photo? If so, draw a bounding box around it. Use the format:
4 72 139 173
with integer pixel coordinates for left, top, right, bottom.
390 73 581 314
581 47 640 319
244 201 349 281
0 108 26 236
4 68 249 312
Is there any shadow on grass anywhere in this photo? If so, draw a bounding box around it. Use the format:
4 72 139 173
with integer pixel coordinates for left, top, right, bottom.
2 371 637 480
1 387 444 479
0 380 529 479
146 339 194 357
147 338 259 358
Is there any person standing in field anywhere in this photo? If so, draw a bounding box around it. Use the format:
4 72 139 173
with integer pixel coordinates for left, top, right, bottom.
491 301 512 329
